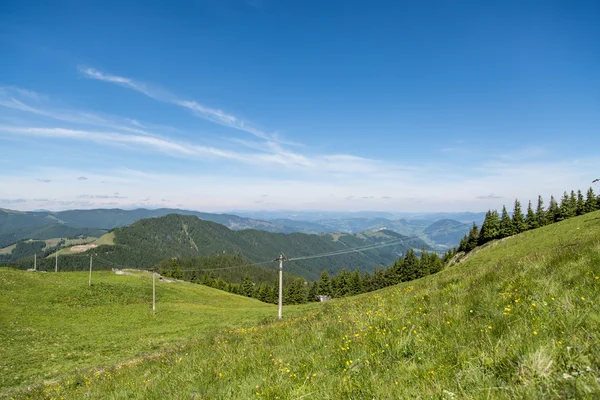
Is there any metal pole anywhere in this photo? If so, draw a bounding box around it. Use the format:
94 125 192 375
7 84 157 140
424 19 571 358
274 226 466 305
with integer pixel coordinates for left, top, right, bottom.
278 253 283 320
88 254 93 286
55 252 58 273
34 253 37 271
152 271 156 315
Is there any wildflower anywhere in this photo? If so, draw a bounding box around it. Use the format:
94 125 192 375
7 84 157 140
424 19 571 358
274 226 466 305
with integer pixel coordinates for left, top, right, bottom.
533 331 538 335
531 303 536 307
581 296 585 300
488 325 492 330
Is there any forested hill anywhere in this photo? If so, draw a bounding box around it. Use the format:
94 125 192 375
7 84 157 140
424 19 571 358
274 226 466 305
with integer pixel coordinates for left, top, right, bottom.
27 214 430 280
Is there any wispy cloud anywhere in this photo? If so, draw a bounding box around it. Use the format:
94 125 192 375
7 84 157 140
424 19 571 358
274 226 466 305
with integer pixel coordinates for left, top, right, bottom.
78 194 128 199
37 178 51 183
476 193 503 199
77 176 88 180
79 66 276 141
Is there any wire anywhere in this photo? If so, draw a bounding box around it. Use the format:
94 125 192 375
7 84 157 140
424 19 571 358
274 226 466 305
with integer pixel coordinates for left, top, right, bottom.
177 235 420 273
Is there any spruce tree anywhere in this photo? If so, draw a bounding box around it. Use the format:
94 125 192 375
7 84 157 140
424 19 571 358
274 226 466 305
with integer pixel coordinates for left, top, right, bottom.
317 270 333 297
525 200 536 230
576 190 585 216
499 205 513 237
418 249 430 278
569 190 577 215
535 195 546 227
547 195 560 223
585 187 597 213
307 281 318 302
479 209 500 245
349 270 363 295
512 199 527 233
466 223 479 252
241 276 254 297
559 192 572 221
429 253 443 274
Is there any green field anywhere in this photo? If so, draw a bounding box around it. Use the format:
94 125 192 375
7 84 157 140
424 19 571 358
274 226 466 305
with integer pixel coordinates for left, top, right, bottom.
4 211 600 399
0 269 318 397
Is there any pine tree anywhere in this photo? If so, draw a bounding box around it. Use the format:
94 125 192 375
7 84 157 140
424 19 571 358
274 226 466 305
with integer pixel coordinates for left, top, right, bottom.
429 253 443 274
466 223 479 252
576 190 585 216
559 192 572 221
241 276 254 297
458 234 468 253
535 195 546 227
547 195 560 223
499 206 513 237
171 258 183 280
349 270 363 295
399 249 420 282
525 200 536 230
479 210 500 245
307 281 318 302
585 187 597 213
512 199 527 233
417 249 430 278
317 270 333 297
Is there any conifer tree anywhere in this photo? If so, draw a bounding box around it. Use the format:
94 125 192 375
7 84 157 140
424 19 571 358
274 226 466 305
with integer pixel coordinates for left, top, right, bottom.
512 199 527 234
569 190 577 213
398 249 420 282
559 192 572 221
525 200 536 230
241 276 254 297
585 187 597 213
547 195 560 223
466 223 479 251
535 195 546 227
317 270 333 297
499 205 513 237
479 209 500 245
307 281 318 302
429 253 443 274
171 258 183 280
349 270 363 295
576 190 585 216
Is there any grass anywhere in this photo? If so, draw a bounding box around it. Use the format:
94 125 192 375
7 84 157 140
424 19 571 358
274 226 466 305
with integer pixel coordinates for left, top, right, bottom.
0 269 317 397
0 243 16 255
92 232 115 246
5 211 600 399
47 235 110 257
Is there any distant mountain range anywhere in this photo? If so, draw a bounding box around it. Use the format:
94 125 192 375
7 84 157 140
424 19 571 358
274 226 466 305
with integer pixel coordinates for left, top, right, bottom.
0 207 480 253
10 214 430 280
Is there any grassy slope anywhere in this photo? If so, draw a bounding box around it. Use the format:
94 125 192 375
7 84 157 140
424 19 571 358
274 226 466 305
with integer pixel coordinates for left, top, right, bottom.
0 269 317 396
14 210 600 399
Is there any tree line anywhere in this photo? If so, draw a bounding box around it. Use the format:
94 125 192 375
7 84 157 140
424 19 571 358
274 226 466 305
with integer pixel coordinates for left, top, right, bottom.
160 248 448 305
458 187 600 253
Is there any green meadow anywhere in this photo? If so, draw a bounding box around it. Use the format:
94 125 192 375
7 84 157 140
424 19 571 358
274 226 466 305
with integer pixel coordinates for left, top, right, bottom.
4 211 600 399
0 269 316 397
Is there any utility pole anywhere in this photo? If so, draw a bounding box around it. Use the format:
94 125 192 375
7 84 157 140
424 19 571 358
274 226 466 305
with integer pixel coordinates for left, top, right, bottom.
88 254 93 286
152 270 156 315
274 253 287 320
34 253 37 271
55 252 58 273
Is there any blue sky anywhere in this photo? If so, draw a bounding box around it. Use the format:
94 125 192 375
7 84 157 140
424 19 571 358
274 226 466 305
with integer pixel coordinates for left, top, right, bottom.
1 0 599 212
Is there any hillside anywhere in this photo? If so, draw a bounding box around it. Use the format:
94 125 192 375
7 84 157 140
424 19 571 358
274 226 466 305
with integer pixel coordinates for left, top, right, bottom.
59 214 428 280
0 268 317 396
14 210 600 399
0 208 480 250
422 218 472 246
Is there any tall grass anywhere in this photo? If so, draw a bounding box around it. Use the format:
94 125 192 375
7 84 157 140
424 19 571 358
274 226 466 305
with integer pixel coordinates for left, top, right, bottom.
8 211 600 399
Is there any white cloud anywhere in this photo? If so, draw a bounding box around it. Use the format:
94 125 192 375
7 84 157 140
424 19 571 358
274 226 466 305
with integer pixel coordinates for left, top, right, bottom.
79 66 275 141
